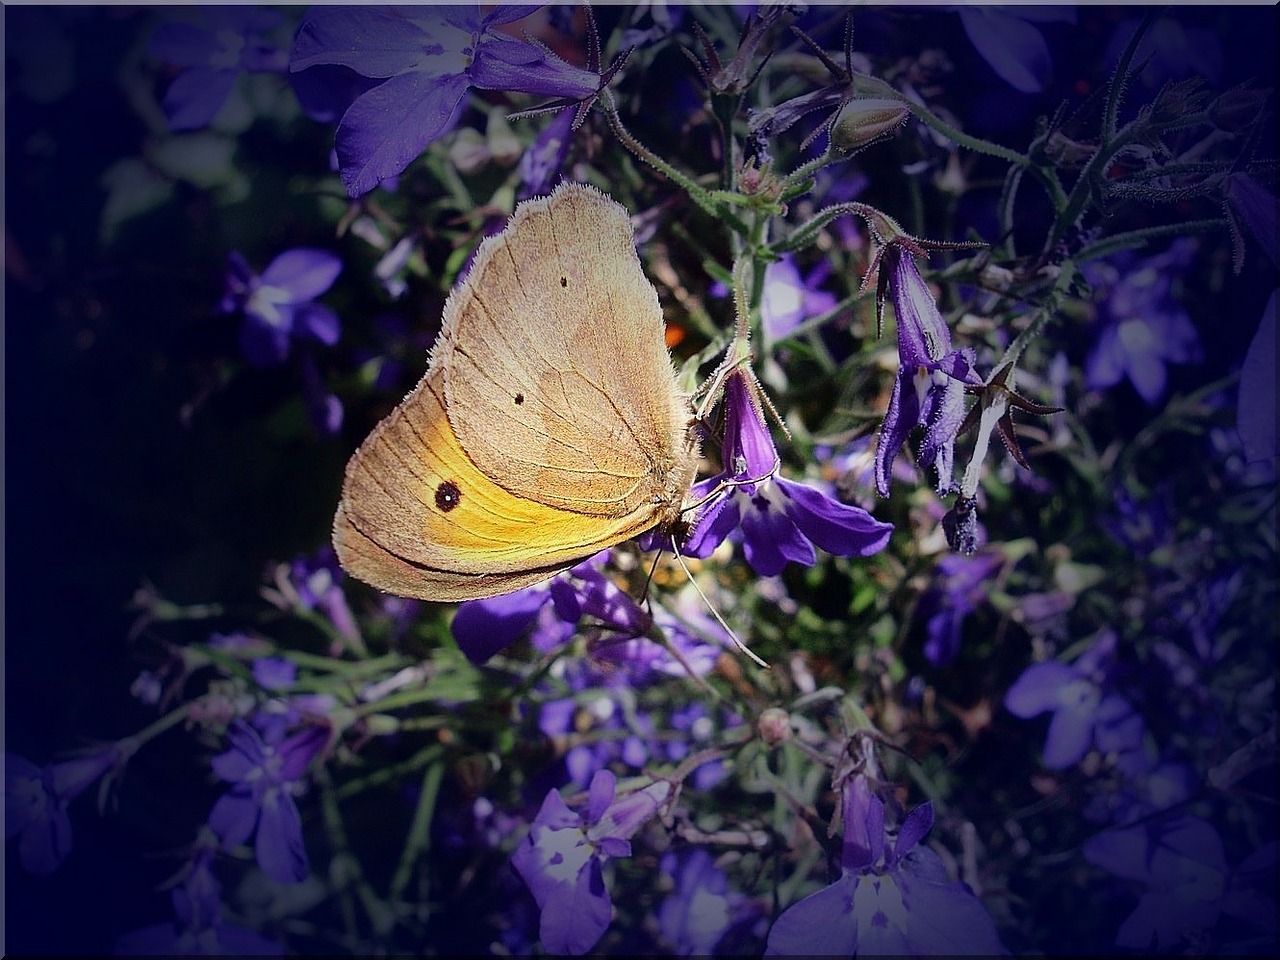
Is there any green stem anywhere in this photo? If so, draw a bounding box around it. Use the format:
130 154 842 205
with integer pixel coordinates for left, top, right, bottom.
388 756 446 904
1076 219 1226 264
602 91 747 233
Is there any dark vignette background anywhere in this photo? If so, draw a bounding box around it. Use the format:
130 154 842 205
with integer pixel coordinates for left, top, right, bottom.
4 4 1278 956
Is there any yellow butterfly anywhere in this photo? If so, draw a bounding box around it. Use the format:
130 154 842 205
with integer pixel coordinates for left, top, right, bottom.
333 183 700 601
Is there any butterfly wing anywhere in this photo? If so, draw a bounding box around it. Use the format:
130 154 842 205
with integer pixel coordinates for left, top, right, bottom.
437 182 696 519
333 372 661 601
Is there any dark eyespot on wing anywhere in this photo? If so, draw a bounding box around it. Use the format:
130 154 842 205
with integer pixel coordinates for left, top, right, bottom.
435 480 462 512
514 392 524 405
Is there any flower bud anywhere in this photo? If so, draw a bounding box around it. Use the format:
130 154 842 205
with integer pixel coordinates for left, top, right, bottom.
1211 86 1268 133
757 707 792 746
830 97 910 153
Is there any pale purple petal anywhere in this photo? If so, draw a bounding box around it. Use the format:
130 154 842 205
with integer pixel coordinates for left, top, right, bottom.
875 371 918 496
260 249 341 302
453 586 551 663
1004 662 1079 717
539 856 612 955
293 303 341 346
290 8 445 77
740 495 814 576
278 725 328 781
960 8 1052 93
764 876 859 956
682 487 741 559
470 36 599 99
256 788 308 883
1042 695 1096 768
163 65 237 131
778 478 893 558
208 790 258 847
336 70 470 196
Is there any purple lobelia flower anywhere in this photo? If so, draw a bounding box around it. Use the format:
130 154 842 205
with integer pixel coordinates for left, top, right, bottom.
657 848 761 955
918 550 1003 666
518 106 576 200
218 248 341 367
760 254 838 343
148 8 289 131
5 745 123 875
685 368 893 576
873 242 981 496
512 769 672 954
1083 238 1202 406
1083 815 1277 951
207 720 327 884
1004 630 1145 771
765 775 1007 955
114 830 283 956
290 6 605 197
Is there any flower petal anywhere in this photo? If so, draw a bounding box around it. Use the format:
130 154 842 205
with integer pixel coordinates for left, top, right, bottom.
777 478 893 558
256 788 309 883
337 71 470 197
260 249 342 302
764 875 859 956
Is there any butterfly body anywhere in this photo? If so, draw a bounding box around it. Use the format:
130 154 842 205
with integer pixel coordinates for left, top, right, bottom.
334 183 699 601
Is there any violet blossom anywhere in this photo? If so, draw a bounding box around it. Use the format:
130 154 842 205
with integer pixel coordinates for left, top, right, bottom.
759 254 837 342
511 769 672 954
1083 238 1202 406
218 248 341 367
684 368 893 576
1083 814 1276 951
1003 630 1146 771
657 848 761 955
114 830 283 956
765 775 1007 955
918 550 1003 666
4 745 123 875
148 8 288 131
207 720 327 884
290 6 605 197
873 243 981 496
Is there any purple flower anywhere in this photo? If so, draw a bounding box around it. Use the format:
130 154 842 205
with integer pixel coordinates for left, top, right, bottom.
657 848 760 955
148 8 288 131
207 721 327 884
957 7 1076 94
114 832 283 956
918 550 1003 666
4 746 122 875
1083 815 1276 951
452 553 725 676
1004 630 1145 770
1083 238 1202 406
278 546 362 654
290 6 602 197
874 243 981 496
765 776 1007 955
512 769 671 954
519 106 576 199
760 254 837 342
685 369 893 576
218 248 341 367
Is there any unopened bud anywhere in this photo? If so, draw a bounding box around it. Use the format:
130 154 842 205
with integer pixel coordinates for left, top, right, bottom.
1211 86 1268 133
757 707 792 747
830 97 910 153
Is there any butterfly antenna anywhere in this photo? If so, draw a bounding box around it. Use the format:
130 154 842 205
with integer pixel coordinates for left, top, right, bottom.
669 535 769 668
